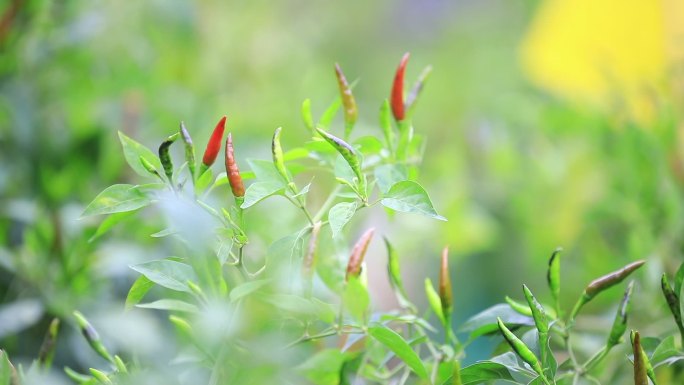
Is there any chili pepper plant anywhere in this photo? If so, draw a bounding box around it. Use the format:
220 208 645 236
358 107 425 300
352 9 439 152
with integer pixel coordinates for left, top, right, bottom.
2 56 684 385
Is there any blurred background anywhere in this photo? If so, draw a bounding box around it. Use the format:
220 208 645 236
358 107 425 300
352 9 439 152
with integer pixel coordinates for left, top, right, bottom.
1 0 684 379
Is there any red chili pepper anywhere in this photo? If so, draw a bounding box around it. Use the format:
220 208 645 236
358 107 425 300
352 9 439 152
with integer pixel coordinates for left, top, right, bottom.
202 115 227 167
391 53 410 122
224 133 245 198
346 228 375 281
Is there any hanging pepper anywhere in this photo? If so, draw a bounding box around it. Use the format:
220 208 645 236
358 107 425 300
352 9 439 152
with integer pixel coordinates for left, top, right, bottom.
346 228 375 281
224 133 245 199
202 115 227 168
391 53 410 122
547 247 562 316
159 132 180 182
179 121 197 181
334 63 358 138
607 281 634 347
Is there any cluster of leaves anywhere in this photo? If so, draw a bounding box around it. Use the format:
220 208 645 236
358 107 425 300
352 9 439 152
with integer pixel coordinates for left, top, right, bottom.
2 55 684 385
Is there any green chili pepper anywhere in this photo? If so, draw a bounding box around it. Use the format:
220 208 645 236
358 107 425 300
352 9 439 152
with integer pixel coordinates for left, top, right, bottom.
301 99 314 134
89 368 113 385
630 331 655 385
379 99 395 154
607 281 634 347
346 228 375 281
505 296 533 317
439 247 453 317
522 285 548 334
179 121 196 181
139 155 161 179
404 65 432 120
315 127 365 197
547 247 562 316
661 274 684 344
496 317 546 381
385 237 413 310
73 311 114 364
570 260 645 321
64 367 92 383
37 318 60 369
158 132 180 182
334 63 358 138
114 355 128 374
272 127 292 186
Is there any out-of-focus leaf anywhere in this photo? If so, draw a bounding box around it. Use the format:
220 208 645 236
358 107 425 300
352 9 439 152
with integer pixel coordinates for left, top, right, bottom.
88 211 135 242
343 276 369 323
247 159 286 186
651 335 683 367
229 279 271 302
130 259 197 293
368 324 428 379
241 182 285 209
425 278 444 325
328 202 357 238
374 164 408 194
136 299 198 313
297 349 350 385
0 299 44 338
456 361 516 385
125 275 154 310
460 304 535 339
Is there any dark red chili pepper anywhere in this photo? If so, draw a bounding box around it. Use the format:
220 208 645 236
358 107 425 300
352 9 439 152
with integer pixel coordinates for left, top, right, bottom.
391 53 410 122
202 115 227 167
224 133 245 198
346 228 375 281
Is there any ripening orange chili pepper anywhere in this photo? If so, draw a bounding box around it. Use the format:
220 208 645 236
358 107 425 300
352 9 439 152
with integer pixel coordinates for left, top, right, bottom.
202 115 227 167
439 247 452 314
391 53 410 122
225 133 245 198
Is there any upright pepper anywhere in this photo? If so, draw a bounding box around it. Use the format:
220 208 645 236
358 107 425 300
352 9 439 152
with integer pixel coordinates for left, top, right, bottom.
661 274 684 345
346 228 375 281
496 318 547 383
202 115 227 168
158 132 180 182
179 121 196 181
73 311 114 364
630 331 656 385
439 247 453 317
272 127 292 186
224 133 245 199
391 53 410 122
334 63 358 138
547 247 562 316
607 281 633 347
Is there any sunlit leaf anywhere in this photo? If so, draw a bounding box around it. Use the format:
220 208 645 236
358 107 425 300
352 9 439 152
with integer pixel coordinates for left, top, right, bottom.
241 182 285 209
125 275 154 310
368 324 428 379
118 131 162 177
82 184 152 217
381 181 446 221
328 201 357 238
130 259 197 293
137 299 199 313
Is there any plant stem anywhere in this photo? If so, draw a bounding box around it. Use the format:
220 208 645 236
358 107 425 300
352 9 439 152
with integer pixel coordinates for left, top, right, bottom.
312 185 343 223
582 345 609 374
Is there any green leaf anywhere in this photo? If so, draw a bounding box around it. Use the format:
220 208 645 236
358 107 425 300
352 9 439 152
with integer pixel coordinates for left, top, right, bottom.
368 324 428 379
460 304 535 339
374 164 408 194
267 231 307 264
130 259 197 293
425 278 445 325
195 168 214 193
215 228 234 265
136 299 198 313
88 211 135 242
328 202 357 238
674 261 684 296
354 136 384 155
125 275 154 310
82 184 152 217
229 279 271 302
651 335 682 367
381 181 446 221
118 131 163 177
456 361 516 385
241 182 285 209
267 294 317 316
343 276 369 323
297 349 349 385
311 298 337 324
318 98 341 130
247 159 286 186
0 350 12 385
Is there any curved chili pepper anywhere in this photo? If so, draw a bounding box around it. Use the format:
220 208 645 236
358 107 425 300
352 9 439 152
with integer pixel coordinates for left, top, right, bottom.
159 132 179 182
390 53 410 122
345 228 375 281
139 156 161 179
272 127 291 185
607 281 633 347
522 285 548 334
202 115 227 167
496 318 545 380
439 247 452 315
505 296 533 317
179 121 196 180
547 247 562 316
315 127 365 196
73 311 114 364
224 133 245 198
334 63 358 138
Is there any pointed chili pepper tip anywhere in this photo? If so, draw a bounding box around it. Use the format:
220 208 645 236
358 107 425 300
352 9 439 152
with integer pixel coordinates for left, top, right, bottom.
202 115 227 167
345 228 376 281
391 52 410 122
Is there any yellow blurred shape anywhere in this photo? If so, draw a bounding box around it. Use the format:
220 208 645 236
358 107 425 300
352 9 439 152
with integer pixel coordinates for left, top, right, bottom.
521 0 684 124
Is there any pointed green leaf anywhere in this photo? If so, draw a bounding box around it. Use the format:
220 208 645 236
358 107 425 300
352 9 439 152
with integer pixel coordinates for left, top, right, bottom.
374 164 408 194
343 276 369 323
230 279 272 302
136 299 198 313
457 361 516 385
381 181 446 221
118 131 162 177
368 324 428 379
241 182 285 209
297 348 350 385
82 184 151 217
125 275 154 310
